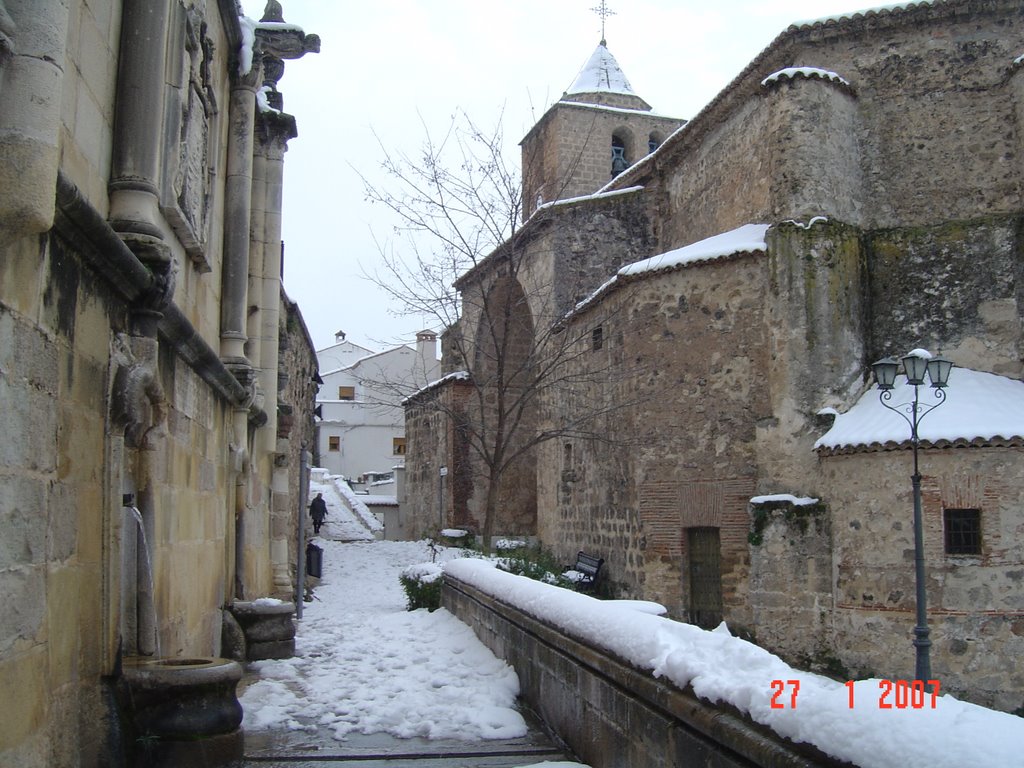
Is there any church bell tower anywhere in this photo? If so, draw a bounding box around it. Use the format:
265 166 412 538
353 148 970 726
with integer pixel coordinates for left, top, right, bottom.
520 19 684 220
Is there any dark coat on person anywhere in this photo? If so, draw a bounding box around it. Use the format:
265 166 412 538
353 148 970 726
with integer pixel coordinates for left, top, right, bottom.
309 496 328 522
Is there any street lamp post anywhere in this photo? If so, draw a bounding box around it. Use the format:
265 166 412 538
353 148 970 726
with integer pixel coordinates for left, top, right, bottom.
870 350 953 683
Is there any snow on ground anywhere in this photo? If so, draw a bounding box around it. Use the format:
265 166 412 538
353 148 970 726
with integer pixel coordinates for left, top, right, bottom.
239 537 529 741
311 476 376 541
445 558 1024 768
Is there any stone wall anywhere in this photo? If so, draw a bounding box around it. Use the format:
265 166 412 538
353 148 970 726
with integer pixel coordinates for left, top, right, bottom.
443 575 847 768
276 292 319 595
0 1 319 764
0 233 123 766
819 447 1024 712
539 250 774 619
747 498 833 668
403 377 474 540
865 217 1024 378
625 1 1024 248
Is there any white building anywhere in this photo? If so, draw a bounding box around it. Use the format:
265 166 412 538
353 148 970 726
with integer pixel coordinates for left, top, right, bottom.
317 330 441 488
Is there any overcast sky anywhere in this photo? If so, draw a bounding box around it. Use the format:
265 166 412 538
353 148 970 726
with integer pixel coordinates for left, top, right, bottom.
240 0 894 353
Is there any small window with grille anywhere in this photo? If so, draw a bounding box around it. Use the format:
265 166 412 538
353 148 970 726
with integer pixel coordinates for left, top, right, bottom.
592 326 604 351
944 508 981 555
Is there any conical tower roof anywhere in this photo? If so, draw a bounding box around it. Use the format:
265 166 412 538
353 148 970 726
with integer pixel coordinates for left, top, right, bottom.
562 41 651 110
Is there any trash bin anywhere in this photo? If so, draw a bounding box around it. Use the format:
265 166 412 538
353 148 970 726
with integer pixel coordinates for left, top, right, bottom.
306 542 323 578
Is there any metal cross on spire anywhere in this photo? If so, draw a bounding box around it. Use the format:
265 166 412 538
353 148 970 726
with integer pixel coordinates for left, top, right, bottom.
591 0 616 45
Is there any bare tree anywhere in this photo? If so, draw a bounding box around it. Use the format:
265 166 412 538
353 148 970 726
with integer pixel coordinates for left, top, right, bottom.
362 110 651 549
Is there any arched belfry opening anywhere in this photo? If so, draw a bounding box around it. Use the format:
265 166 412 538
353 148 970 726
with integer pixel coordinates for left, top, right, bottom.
611 128 637 176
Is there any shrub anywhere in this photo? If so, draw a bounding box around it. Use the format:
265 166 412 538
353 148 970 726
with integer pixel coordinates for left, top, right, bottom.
496 546 576 590
399 563 443 611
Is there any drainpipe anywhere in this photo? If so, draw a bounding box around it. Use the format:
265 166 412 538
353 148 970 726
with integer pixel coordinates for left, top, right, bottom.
0 0 69 237
295 448 310 620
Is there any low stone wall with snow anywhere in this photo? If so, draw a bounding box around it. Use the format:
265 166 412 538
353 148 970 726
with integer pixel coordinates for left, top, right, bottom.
442 572 846 768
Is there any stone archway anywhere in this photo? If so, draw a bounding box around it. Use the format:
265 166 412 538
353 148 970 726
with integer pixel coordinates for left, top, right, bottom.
470 275 538 536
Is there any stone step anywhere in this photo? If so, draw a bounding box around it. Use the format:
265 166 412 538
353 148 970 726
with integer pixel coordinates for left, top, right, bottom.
232 704 576 767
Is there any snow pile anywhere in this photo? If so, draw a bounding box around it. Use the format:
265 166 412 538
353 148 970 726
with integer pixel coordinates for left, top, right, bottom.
750 494 819 506
240 540 527 741
252 597 286 607
237 16 257 75
762 66 851 88
255 85 280 114
816 367 1024 450
401 562 443 584
444 558 1024 768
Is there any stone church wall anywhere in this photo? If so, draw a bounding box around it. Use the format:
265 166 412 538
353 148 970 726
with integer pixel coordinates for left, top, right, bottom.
276 293 320 590
626 2 1024 251
539 251 774 619
866 217 1024 379
0 233 123 766
521 102 681 220
819 447 1024 711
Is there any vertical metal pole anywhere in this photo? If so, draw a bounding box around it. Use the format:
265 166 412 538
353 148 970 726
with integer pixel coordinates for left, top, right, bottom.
296 447 310 620
438 473 444 530
910 387 931 682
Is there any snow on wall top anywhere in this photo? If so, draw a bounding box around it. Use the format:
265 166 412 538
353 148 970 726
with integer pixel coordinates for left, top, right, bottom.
792 1 935 28
443 557 1024 768
568 224 769 319
565 42 636 96
618 224 769 277
761 66 851 88
815 367 1024 451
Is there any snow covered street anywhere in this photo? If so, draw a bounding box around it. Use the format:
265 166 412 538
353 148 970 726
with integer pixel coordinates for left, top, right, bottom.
240 539 530 741
237 483 582 767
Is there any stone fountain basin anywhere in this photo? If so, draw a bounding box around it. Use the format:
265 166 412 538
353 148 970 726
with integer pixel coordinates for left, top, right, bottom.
121 656 243 739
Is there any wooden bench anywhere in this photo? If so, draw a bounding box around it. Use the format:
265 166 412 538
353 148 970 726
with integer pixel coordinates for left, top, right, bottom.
566 551 604 592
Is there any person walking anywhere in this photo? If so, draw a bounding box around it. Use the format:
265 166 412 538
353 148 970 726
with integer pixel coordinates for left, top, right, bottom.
309 492 328 534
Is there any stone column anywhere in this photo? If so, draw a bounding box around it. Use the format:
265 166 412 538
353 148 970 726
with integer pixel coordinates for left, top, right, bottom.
248 0 319 595
108 0 172 265
220 63 261 365
256 112 297 593
0 0 70 236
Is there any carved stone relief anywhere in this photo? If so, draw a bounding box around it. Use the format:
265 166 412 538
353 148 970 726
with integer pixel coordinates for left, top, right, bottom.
161 1 217 273
0 1 14 70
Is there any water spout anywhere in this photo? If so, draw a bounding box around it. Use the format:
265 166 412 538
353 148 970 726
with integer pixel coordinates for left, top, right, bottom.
121 502 159 657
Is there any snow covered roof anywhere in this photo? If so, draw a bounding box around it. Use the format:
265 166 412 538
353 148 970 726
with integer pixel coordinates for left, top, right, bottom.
361 494 398 507
402 370 472 406
565 42 636 96
815 367 1024 453
568 224 769 318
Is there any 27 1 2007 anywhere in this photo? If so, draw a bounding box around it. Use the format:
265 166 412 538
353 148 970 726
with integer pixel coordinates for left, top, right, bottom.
769 679 941 709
